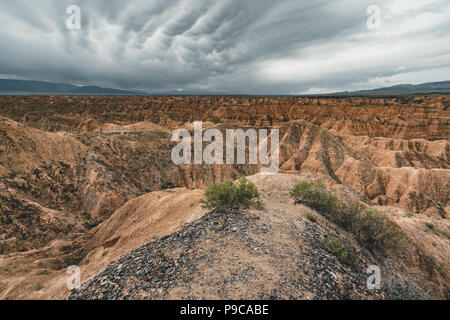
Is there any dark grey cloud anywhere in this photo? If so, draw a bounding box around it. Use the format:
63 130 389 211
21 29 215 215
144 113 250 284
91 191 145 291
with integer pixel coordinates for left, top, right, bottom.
0 0 449 94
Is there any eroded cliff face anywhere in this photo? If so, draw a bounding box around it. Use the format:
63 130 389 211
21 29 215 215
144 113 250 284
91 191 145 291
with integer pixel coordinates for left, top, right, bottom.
0 118 254 254
275 121 449 216
0 96 448 299
0 95 448 139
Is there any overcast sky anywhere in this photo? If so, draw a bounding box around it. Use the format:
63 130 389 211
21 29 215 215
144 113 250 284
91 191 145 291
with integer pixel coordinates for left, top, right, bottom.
0 0 449 94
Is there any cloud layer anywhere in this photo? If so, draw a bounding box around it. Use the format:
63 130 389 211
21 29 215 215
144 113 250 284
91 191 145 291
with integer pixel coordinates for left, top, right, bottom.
0 0 449 94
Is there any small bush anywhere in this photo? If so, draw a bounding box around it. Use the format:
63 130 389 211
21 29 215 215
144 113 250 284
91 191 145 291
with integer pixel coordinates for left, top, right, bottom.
290 181 340 214
424 255 448 280
405 211 414 218
161 181 177 190
81 211 91 220
327 237 359 267
201 177 261 212
437 265 448 279
425 222 434 230
83 220 101 230
306 212 317 223
349 205 405 253
291 181 405 253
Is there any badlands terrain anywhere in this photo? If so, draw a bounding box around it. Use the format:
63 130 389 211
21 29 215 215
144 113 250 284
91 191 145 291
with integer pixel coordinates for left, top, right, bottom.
0 95 449 299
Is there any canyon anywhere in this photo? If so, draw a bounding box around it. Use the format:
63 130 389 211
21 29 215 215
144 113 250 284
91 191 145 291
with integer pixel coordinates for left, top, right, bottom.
0 95 448 299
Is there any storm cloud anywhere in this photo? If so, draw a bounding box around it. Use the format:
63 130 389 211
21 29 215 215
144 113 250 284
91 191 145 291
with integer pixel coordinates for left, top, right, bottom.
0 0 449 94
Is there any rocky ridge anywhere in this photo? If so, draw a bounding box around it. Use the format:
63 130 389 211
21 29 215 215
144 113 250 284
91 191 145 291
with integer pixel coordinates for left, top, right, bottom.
69 174 442 300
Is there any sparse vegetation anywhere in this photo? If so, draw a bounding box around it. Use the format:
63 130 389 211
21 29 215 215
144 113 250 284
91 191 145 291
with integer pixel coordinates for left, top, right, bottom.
291 181 406 253
201 177 261 212
424 255 449 280
425 222 435 230
306 212 317 223
33 283 44 291
161 181 177 190
93 157 107 167
437 265 448 279
290 181 340 213
326 237 359 267
81 212 91 220
151 130 170 139
83 221 101 230
37 269 51 275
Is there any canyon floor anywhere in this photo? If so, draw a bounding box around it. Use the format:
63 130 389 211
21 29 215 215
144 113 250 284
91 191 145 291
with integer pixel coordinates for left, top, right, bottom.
0 95 448 299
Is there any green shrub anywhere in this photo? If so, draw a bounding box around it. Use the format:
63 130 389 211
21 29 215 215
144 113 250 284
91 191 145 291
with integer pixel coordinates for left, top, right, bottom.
424 255 448 280
327 237 359 267
437 265 448 279
161 181 177 190
349 205 405 253
290 181 340 214
306 212 317 223
201 177 261 212
83 221 101 230
291 181 405 253
405 211 414 218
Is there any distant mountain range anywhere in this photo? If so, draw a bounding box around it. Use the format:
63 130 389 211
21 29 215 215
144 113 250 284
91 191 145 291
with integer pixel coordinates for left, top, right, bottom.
330 81 450 96
0 79 136 95
0 79 449 96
